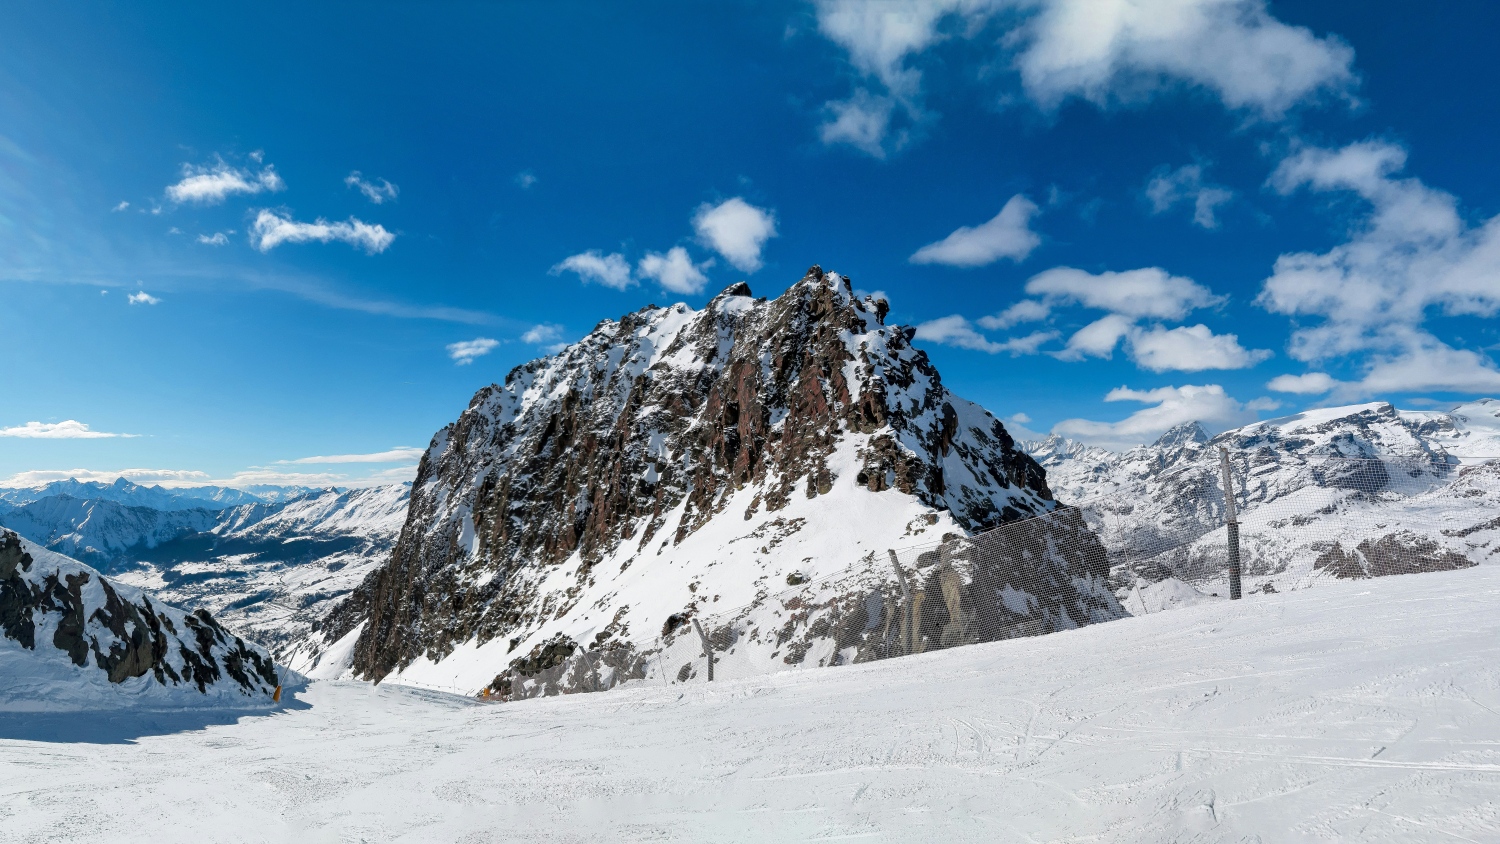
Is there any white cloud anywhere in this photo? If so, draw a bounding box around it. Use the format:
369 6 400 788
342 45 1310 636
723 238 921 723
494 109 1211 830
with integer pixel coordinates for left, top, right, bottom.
197 232 229 246
910 195 1041 267
128 291 160 305
1055 313 1135 361
1026 266 1221 320
521 324 564 345
1260 140 1500 396
345 171 399 204
915 315 1058 355
282 447 425 464
1052 384 1256 450
1015 0 1356 116
819 89 904 158
638 247 710 295
0 468 209 488
446 337 499 365
0 420 137 439
551 250 634 290
1266 372 1338 394
812 0 1357 156
112 201 130 212
1145 164 1233 228
166 160 285 204
978 298 1051 330
250 210 395 254
1128 324 1271 372
515 171 537 189
693 198 778 273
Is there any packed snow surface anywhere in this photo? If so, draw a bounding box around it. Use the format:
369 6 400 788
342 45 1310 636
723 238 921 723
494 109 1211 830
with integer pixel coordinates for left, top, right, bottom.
5 565 1498 842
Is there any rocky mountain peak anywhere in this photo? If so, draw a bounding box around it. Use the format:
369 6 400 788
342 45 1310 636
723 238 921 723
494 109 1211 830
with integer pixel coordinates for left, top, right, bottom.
332 265 1064 684
1153 421 1211 451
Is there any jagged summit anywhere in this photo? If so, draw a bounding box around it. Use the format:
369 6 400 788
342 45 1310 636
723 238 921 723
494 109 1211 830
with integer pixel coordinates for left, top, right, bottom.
321 265 1110 692
1152 421 1210 451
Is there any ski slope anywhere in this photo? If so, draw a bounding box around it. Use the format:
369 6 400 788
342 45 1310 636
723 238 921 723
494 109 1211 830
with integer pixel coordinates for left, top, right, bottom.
4 565 1499 842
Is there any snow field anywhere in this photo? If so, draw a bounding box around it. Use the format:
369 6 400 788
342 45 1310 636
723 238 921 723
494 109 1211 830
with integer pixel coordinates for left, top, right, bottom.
5 564 1499 842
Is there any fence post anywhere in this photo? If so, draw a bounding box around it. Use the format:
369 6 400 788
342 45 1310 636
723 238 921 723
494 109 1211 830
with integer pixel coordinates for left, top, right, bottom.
1218 446 1243 600
888 550 910 656
691 617 714 682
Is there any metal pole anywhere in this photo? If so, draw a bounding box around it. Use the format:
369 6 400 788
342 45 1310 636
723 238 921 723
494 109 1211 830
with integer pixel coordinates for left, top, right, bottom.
691 617 713 682
888 550 910 655
1218 446 1242 600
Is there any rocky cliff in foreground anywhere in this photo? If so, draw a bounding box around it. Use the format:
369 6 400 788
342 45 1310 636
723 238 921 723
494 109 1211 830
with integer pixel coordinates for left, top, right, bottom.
322 267 1122 695
0 529 285 710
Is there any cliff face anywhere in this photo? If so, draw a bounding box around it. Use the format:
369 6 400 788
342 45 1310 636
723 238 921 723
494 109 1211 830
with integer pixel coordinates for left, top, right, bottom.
330 267 1110 691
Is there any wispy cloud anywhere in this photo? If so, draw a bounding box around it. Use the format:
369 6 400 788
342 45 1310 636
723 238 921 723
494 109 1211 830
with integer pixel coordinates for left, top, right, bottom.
515 170 537 189
197 232 230 246
127 291 160 305
1052 384 1259 451
911 195 1041 267
112 201 130 212
1146 164 1233 229
447 337 499 365
280 447 424 464
1260 139 1500 397
551 250 634 290
0 420 138 439
166 159 285 205
250 209 395 254
345 171 399 204
812 0 1357 157
0 468 208 488
914 315 1058 355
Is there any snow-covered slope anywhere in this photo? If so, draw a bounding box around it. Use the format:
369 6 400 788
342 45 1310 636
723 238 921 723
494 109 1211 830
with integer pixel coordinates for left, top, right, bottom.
1024 401 1500 600
7 564 1498 842
324 267 1117 696
0 529 287 712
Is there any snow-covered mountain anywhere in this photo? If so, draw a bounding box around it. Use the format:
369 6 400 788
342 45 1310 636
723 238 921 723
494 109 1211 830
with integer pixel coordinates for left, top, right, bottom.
110 485 412 662
0 477 313 510
0 528 286 711
1022 401 1500 599
0 484 412 664
0 496 221 566
319 267 1120 696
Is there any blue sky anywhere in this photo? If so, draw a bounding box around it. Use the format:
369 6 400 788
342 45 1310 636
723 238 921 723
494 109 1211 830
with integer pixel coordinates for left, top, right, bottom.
4 1 1500 487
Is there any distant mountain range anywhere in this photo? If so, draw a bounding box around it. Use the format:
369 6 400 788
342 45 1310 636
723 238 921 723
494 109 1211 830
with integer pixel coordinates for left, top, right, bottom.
0 480 412 664
0 477 321 510
1021 399 1500 600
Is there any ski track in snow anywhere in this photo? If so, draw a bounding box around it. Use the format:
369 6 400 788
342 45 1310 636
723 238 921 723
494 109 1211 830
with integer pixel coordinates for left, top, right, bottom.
4 566 1500 842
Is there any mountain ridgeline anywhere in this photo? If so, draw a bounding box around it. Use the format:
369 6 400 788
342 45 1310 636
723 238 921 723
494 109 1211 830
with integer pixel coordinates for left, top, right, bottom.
329 266 1116 692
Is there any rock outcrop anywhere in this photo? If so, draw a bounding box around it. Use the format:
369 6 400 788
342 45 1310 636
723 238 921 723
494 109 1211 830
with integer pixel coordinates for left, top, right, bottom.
0 529 283 707
324 267 1121 695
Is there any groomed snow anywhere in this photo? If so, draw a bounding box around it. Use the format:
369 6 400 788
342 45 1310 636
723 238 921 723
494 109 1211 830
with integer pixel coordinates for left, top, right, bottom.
5 565 1498 841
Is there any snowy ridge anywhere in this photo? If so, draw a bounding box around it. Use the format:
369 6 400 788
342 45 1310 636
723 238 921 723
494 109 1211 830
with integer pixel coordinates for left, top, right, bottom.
1022 401 1500 603
0 529 287 711
325 267 1113 696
